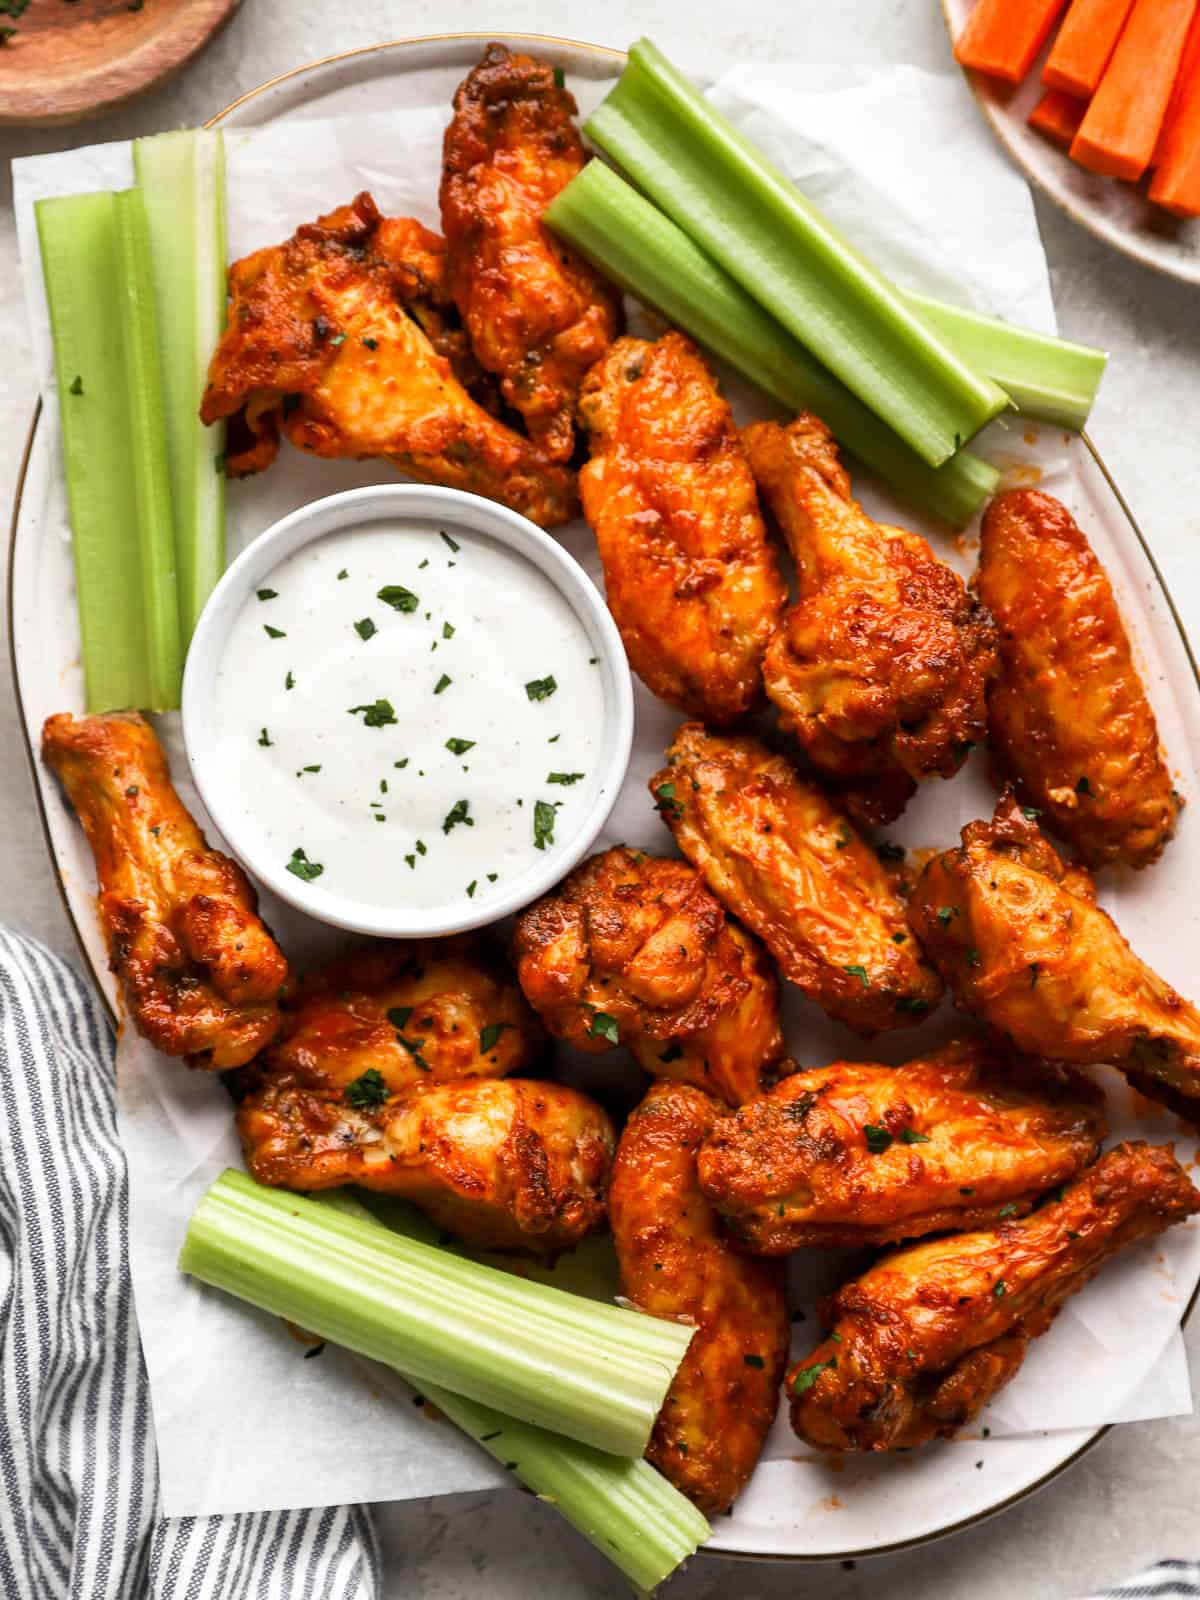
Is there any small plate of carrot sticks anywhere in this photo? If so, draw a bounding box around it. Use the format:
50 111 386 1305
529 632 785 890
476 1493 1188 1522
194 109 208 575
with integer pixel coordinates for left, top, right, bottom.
944 0 1200 284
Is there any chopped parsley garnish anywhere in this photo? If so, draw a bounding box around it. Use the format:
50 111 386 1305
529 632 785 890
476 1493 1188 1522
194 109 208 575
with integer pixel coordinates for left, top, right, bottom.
362 336 378 350
743 1354 765 1369
285 671 295 690
466 880 477 898
395 758 409 769
344 1069 389 1109
654 781 682 819
892 932 908 944
998 1203 1019 1218
487 872 498 882
337 568 348 580
897 996 930 1014
877 840 906 862
479 1022 512 1055
256 588 278 601
442 798 473 834
263 624 286 639
439 530 461 553
1030 963 1040 987
443 622 455 639
378 585 419 613
299 764 321 774
843 964 870 988
966 947 982 968
354 617 377 641
525 675 558 702
548 734 560 744
416 840 427 855
445 737 476 755
533 798 559 851
1076 775 1093 796
899 1128 930 1145
330 333 346 347
863 1124 892 1154
125 786 138 798
792 1357 837 1396
659 1041 683 1063
347 699 397 728
547 771 584 785
68 374 83 395
387 1007 413 1030
286 847 323 882
937 906 959 925
434 673 452 695
1022 805 1042 820
588 1011 620 1045
993 1279 1007 1298
397 1035 431 1071
257 727 272 747
553 65 566 87
418 558 429 570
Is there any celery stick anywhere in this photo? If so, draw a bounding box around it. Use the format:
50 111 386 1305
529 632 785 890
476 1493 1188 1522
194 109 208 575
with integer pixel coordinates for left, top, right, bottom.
587 40 1010 467
547 161 997 527
180 1169 693 1459
902 290 1107 431
320 1194 710 1596
133 129 227 640
37 192 182 712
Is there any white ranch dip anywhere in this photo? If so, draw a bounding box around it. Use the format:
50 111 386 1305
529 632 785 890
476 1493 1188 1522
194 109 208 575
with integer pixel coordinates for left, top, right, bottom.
213 518 607 912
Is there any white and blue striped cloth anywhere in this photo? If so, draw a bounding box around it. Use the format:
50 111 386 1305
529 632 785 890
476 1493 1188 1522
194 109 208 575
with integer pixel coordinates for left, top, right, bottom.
0 930 379 1598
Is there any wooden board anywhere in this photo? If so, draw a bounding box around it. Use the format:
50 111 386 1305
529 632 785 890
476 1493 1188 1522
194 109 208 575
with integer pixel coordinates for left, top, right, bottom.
0 0 242 127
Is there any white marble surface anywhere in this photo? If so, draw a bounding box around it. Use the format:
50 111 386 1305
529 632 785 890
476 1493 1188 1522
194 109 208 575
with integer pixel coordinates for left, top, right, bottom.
2 4 1198 1595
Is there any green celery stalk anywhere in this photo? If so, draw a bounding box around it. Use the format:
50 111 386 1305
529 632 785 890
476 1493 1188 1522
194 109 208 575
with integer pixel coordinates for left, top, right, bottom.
546 161 997 527
180 1169 693 1459
902 290 1107 431
133 129 227 640
587 39 1010 467
319 1194 710 1596
37 191 183 712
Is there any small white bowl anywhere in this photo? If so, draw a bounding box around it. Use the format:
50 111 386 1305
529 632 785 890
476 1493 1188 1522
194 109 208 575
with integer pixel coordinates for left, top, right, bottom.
182 484 633 938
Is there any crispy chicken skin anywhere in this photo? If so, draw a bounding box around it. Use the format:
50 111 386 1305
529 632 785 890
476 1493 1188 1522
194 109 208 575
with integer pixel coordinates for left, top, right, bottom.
745 415 996 825
650 724 942 1034
578 334 788 725
610 1083 789 1513
910 792 1200 1123
42 712 288 1069
512 846 785 1106
201 192 574 528
697 1039 1106 1253
788 1142 1199 1452
440 44 622 460
236 937 544 1100
977 488 1180 869
238 1075 614 1255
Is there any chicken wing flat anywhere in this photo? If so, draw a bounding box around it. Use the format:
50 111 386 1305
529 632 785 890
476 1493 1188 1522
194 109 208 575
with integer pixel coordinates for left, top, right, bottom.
512 846 784 1105
236 937 544 1101
910 792 1200 1123
697 1039 1106 1253
977 488 1180 869
788 1142 1199 1452
42 712 287 1069
238 1075 614 1255
650 724 942 1034
578 334 787 725
201 192 574 528
440 44 622 460
745 415 996 825
610 1082 789 1513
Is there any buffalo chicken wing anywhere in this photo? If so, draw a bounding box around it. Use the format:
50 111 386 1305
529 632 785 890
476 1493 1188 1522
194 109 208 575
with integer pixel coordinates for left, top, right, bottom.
697 1039 1106 1253
650 724 942 1034
610 1082 789 1513
512 846 784 1105
745 415 996 824
579 334 787 725
42 712 288 1069
201 192 574 528
788 1142 1199 1451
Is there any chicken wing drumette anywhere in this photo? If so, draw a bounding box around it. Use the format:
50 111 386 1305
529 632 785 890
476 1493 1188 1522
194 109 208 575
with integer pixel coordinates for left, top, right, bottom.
440 44 622 460
910 792 1200 1125
238 1074 614 1255
236 937 544 1100
650 724 942 1034
42 712 288 1069
578 334 787 725
697 1039 1106 1253
512 846 784 1105
977 488 1180 869
789 1142 1199 1452
201 192 574 527
610 1082 789 1513
745 415 996 824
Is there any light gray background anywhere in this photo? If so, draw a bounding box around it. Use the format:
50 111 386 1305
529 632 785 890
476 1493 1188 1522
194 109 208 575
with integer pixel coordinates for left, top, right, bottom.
3 4 1198 1596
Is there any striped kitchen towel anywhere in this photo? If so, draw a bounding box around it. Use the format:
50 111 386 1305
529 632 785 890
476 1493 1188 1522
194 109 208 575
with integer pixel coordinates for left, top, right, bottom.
1088 1565 1200 1597
0 929 380 1599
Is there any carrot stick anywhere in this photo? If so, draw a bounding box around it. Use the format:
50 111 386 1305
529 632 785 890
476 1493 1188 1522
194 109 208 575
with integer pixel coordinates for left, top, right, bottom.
1070 0 1198 179
1043 0 1135 95
1028 89 1089 147
1149 39 1200 210
954 0 1070 83
1153 4 1200 166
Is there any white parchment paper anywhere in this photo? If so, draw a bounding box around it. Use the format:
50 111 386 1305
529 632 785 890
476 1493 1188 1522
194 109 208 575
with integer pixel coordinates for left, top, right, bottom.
13 63 1195 1520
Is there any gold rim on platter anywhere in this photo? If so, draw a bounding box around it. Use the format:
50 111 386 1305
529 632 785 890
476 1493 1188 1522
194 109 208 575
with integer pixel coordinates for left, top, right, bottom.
10 30 1200 1566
